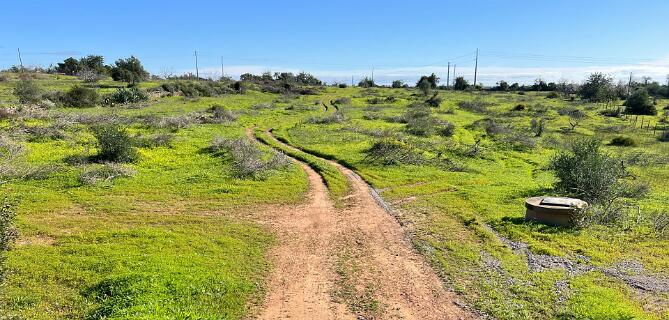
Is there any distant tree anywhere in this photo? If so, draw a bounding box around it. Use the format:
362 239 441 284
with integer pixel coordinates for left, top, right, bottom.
109 56 149 85
453 77 469 91
509 82 520 91
56 57 82 75
625 88 656 115
79 55 106 74
391 80 405 88
358 77 375 88
416 73 439 95
295 72 322 86
495 80 509 91
580 73 615 102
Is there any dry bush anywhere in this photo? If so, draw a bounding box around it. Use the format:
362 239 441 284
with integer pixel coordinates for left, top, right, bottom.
458 100 493 113
306 111 346 124
209 137 290 179
79 163 136 185
364 138 423 165
205 105 238 124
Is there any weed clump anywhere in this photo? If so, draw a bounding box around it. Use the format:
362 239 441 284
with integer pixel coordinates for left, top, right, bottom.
209 137 290 179
609 136 637 147
91 124 138 163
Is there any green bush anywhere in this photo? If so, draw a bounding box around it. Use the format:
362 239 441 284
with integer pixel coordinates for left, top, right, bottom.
550 138 627 204
13 80 43 104
103 88 148 105
625 89 657 115
91 124 138 163
62 86 99 108
609 136 637 147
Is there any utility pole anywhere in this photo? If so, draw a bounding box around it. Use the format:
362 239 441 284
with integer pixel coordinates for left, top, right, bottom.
371 67 374 86
447 62 451 88
473 48 479 88
220 56 224 79
351 75 354 87
453 64 456 81
194 50 199 79
17 48 23 70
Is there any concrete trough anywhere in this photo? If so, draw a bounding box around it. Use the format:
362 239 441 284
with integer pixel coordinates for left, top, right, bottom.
525 196 588 227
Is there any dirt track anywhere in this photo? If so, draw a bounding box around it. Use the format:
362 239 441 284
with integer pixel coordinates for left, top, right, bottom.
249 129 477 320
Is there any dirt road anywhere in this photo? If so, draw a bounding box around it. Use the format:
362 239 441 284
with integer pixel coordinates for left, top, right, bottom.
249 129 477 320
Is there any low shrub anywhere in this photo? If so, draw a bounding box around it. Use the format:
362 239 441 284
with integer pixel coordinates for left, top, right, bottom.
364 138 423 165
307 111 346 124
625 88 656 115
458 100 492 113
161 81 234 97
333 97 351 105
209 137 290 179
550 138 645 205
103 88 148 105
205 105 238 124
91 124 138 163
135 133 175 148
512 104 527 111
0 198 18 282
425 94 443 107
546 92 560 99
609 136 637 147
61 86 99 108
659 130 669 142
13 80 43 104
78 163 136 185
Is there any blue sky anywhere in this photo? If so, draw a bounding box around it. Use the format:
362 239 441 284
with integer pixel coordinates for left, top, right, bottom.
2 0 668 85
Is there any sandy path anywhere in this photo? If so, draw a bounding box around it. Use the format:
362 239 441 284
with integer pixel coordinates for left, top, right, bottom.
249 129 477 320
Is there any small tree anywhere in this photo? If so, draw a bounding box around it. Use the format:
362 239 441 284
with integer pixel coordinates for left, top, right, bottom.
13 80 43 104
56 57 82 75
391 80 405 88
110 56 149 85
580 73 615 102
496 80 509 91
358 77 375 88
416 73 438 95
625 88 657 115
453 77 469 91
92 124 138 163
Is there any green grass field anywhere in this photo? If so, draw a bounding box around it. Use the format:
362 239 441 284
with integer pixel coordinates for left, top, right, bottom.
1 73 668 319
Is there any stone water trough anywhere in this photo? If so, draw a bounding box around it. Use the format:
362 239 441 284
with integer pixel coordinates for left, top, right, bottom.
525 196 588 227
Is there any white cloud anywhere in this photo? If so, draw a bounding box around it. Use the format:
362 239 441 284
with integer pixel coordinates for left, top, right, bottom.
180 56 669 86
